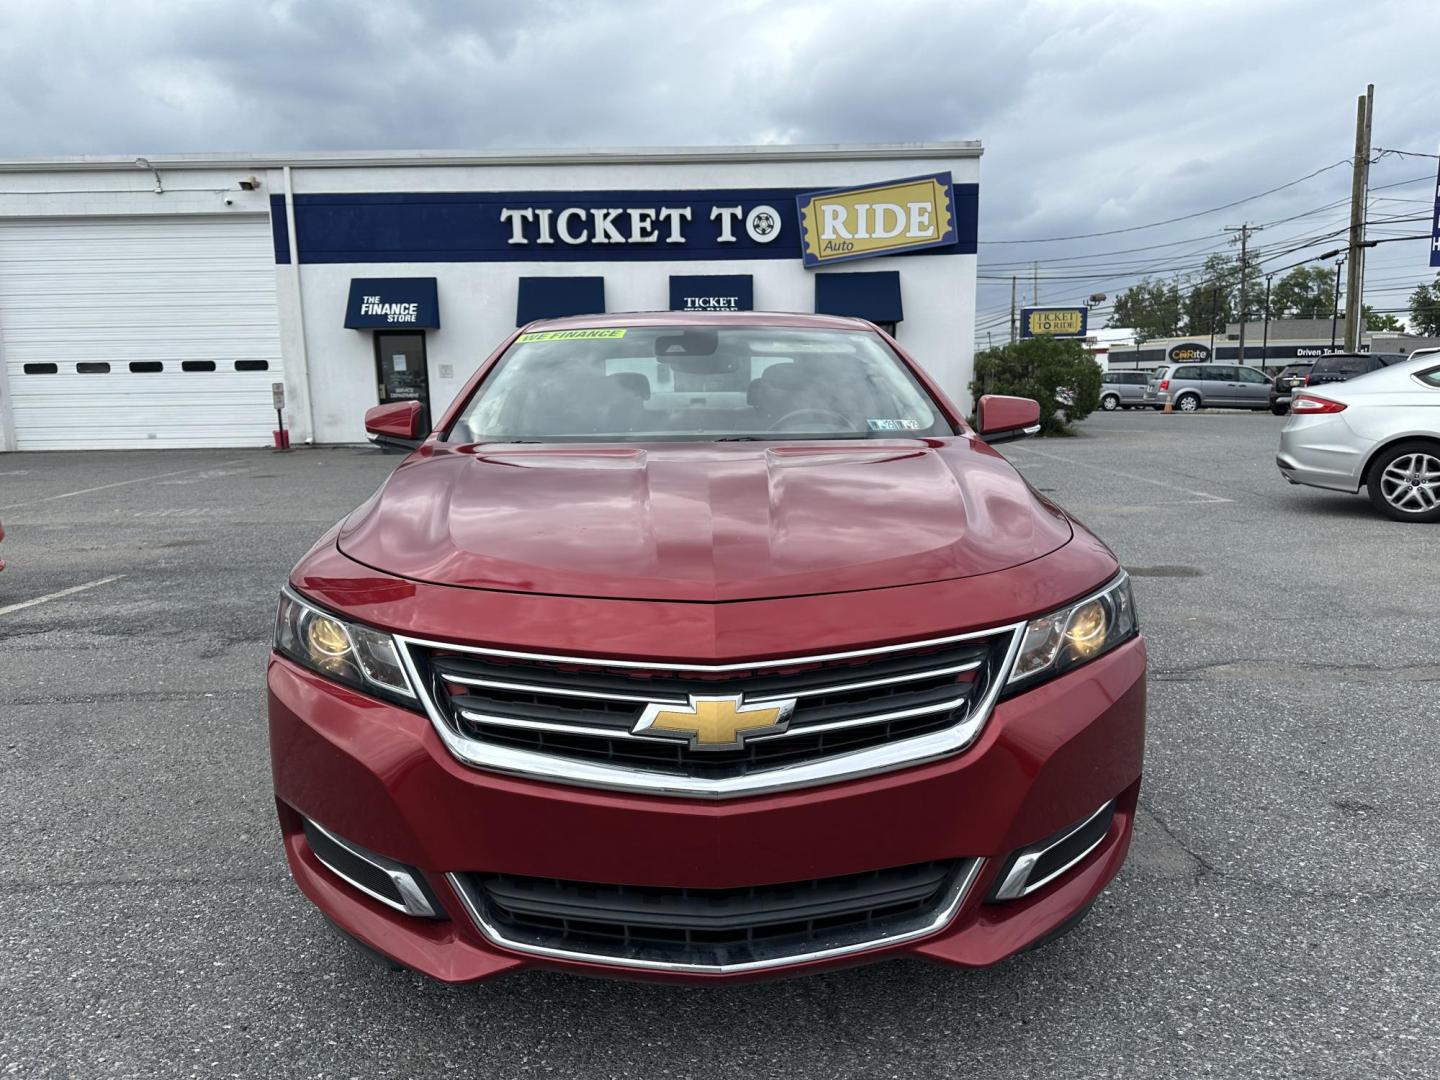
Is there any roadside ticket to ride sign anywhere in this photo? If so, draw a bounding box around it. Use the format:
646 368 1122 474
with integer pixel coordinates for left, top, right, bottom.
1020 307 1088 338
797 173 957 267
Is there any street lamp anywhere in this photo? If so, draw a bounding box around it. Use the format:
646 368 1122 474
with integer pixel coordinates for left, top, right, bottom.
1262 273 1273 369
1329 255 1347 350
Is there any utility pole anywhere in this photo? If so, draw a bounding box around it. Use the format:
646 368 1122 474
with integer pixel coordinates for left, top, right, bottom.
1032 261 1039 307
1225 223 1258 366
1009 276 1018 343
1343 84 1374 352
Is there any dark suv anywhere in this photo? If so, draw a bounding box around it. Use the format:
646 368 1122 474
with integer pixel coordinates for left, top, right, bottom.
1304 352 1406 388
1268 364 1312 415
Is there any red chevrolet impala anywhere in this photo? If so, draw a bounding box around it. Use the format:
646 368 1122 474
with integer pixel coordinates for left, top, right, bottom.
268 311 1145 983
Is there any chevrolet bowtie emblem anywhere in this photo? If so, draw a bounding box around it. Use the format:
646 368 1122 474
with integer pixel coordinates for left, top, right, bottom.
633 694 796 751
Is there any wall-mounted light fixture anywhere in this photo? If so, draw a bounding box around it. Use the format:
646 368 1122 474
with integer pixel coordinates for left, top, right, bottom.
237 176 261 191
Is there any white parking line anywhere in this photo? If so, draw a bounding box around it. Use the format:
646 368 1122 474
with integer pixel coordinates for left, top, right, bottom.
0 574 126 616
0 461 243 511
1007 445 1233 504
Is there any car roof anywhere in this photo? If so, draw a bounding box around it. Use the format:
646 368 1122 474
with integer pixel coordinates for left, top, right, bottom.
1306 351 1440 398
521 310 875 332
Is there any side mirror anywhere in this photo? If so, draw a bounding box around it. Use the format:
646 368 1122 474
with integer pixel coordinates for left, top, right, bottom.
977 395 1041 444
364 401 425 450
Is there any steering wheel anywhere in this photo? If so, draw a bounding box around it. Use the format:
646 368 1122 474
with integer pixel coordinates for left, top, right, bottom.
767 408 853 433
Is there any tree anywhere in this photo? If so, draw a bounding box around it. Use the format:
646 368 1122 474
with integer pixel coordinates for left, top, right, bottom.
1361 304 1404 332
1270 265 1338 320
1409 274 1440 337
1180 253 1263 335
1109 278 1183 339
970 337 1102 436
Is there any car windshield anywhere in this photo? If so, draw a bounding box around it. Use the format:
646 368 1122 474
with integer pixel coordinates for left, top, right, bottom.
448 326 950 442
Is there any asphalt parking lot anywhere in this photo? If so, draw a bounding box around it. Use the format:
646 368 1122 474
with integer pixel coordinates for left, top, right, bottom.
2 410 1437 1079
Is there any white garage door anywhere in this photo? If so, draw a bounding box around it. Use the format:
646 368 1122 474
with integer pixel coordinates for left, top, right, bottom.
0 215 283 450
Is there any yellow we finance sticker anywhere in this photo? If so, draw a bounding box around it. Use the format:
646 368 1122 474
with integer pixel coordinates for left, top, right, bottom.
516 328 628 342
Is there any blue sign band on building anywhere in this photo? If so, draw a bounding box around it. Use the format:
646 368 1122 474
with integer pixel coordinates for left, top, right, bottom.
270 186 978 265
1430 154 1440 268
814 271 904 323
668 274 754 312
344 277 440 329
516 276 606 326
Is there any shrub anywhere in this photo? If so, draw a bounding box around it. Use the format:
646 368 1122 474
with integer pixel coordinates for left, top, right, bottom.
969 337 1102 435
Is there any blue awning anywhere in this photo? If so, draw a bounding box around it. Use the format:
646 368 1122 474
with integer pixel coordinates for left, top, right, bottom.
344 277 440 329
668 274 754 312
814 271 903 323
516 276 606 326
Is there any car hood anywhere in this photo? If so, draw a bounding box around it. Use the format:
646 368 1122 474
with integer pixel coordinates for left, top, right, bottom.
336 440 1073 602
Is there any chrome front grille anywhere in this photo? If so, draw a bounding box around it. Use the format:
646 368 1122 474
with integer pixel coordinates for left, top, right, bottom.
395 626 1022 798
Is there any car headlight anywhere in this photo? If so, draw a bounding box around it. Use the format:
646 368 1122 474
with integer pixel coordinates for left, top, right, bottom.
274 587 415 702
1005 573 1137 689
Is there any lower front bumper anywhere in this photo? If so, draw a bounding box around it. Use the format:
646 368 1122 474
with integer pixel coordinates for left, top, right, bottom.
269 637 1146 984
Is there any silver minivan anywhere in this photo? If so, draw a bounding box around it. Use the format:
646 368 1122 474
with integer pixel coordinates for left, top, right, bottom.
1100 371 1149 410
1143 363 1273 411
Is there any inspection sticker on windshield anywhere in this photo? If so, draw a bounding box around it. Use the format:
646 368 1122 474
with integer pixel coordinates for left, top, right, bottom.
517 329 628 342
867 418 927 431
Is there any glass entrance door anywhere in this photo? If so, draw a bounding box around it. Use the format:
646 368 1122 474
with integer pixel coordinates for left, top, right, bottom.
374 332 431 430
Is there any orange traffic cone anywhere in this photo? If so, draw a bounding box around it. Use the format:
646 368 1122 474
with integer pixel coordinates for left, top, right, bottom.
1162 394 1173 415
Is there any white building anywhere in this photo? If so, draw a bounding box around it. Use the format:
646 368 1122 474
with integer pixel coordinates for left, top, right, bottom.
0 143 981 452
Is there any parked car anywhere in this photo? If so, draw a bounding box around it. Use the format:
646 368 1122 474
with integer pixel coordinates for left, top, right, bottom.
268 312 1146 984
1099 371 1149 411
1278 352 1440 522
1143 363 1273 411
1268 363 1312 415
1303 352 1405 388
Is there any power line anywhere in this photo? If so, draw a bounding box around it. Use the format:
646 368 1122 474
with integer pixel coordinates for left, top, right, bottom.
979 159 1353 244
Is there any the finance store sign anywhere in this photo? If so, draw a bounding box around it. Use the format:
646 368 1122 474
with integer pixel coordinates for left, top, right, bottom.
271 174 977 269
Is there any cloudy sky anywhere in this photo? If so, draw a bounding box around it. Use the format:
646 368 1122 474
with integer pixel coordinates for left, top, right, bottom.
2 0 1437 335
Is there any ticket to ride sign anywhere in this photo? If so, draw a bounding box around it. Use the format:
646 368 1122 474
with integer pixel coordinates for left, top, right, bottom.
1020 307 1088 339
797 173 957 267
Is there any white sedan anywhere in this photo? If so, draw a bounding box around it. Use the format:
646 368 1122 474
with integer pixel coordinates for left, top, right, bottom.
1277 349 1440 522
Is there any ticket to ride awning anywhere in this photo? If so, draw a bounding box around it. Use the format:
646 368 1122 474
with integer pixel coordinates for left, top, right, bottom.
516 276 606 326
668 274 754 312
814 271 903 324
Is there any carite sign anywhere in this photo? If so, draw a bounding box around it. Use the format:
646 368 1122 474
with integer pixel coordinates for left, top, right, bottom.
1167 343 1211 363
1020 307 1088 338
796 173 958 267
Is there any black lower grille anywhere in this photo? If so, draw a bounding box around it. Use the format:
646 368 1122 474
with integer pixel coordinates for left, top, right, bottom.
454 859 972 968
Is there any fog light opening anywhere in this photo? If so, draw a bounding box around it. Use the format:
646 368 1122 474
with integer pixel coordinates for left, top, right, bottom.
301 816 441 919
988 800 1116 902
